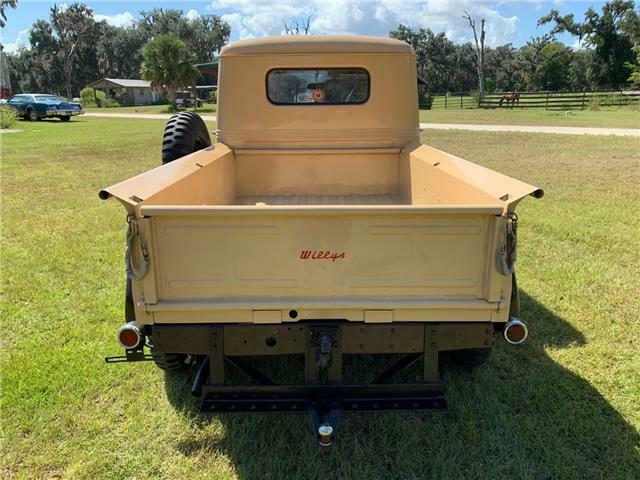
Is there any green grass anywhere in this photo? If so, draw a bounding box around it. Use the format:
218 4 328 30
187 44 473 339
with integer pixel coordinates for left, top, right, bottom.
419 107 640 128
1 117 639 479
82 102 639 129
84 102 217 115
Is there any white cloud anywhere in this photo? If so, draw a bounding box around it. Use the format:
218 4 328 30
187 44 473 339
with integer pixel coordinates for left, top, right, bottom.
186 9 201 21
95 11 135 28
208 0 519 47
3 28 30 53
571 37 585 51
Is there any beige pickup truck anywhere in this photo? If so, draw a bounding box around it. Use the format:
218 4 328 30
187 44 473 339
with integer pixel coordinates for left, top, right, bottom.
102 36 542 446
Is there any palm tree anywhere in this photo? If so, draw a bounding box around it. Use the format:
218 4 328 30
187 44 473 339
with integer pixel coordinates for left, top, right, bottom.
141 34 200 107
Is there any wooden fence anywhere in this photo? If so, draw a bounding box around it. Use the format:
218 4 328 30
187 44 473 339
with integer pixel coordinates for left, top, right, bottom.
425 90 640 110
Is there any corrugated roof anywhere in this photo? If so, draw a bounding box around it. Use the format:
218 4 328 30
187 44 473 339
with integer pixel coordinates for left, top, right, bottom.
90 78 152 88
220 35 413 56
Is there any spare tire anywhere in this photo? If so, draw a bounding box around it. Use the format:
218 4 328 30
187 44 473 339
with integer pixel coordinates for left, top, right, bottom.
161 112 212 164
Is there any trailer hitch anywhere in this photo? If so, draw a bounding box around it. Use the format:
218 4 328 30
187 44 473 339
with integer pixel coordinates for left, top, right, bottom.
310 408 340 447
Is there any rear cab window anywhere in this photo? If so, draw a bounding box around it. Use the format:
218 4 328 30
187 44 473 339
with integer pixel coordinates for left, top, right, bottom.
267 68 369 105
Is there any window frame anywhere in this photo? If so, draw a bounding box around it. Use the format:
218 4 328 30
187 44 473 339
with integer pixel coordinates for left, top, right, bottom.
266 67 371 106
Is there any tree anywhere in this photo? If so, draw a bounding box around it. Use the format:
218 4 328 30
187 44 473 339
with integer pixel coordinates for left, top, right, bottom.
538 0 639 88
626 49 640 85
535 42 574 90
93 22 147 79
518 35 553 90
448 42 477 92
284 16 312 35
568 49 596 90
390 25 457 92
463 11 486 96
485 44 526 91
0 0 17 28
138 8 230 63
50 3 96 99
141 34 200 105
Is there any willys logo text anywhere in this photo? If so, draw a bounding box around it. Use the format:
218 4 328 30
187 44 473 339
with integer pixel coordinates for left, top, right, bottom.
300 250 346 262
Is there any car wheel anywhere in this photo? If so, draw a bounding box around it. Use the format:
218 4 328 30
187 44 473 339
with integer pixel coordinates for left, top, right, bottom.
151 351 189 373
161 112 212 164
447 348 492 368
27 109 39 121
59 116 71 122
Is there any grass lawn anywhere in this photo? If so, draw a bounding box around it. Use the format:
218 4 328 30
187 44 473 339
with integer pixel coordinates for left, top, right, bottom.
1 117 639 479
419 107 640 129
84 102 217 115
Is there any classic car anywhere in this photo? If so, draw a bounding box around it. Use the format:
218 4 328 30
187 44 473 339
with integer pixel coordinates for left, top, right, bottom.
5 93 84 121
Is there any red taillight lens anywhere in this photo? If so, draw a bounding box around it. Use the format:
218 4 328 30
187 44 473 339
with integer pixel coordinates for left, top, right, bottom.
505 324 526 343
503 318 528 345
118 326 141 348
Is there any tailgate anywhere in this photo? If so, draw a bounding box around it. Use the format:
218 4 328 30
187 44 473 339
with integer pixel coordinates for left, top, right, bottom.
137 205 506 322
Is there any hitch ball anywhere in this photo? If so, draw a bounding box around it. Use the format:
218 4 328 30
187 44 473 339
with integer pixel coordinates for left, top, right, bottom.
318 423 334 447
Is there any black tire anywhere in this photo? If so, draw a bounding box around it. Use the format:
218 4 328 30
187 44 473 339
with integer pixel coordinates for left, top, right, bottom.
447 348 492 369
59 116 71 122
27 108 39 121
161 112 212 164
152 351 189 373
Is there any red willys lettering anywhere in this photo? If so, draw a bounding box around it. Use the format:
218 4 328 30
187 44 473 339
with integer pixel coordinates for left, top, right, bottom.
300 250 346 262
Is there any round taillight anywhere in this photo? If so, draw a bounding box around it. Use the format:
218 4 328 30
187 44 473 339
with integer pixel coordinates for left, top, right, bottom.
504 318 528 345
118 323 141 349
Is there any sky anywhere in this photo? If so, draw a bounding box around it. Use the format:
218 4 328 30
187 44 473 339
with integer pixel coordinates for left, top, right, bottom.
1 1 604 53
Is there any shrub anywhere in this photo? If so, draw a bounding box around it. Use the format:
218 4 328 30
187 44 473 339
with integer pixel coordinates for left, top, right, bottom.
0 106 19 129
101 98 121 108
208 89 217 104
153 94 168 105
79 87 105 107
588 96 601 111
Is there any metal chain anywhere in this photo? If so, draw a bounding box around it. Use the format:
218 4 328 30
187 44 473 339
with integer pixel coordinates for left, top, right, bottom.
497 213 518 276
125 215 149 281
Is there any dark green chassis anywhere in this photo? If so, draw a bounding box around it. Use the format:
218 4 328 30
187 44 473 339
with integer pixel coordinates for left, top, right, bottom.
107 322 495 445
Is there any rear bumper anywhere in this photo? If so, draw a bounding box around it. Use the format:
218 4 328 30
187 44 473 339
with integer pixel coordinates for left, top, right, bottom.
151 322 494 358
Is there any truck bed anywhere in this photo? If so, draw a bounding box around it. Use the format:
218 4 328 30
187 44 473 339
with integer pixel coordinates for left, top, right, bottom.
102 143 541 326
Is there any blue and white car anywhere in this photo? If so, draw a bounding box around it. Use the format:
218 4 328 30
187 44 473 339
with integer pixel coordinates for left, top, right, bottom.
5 94 84 121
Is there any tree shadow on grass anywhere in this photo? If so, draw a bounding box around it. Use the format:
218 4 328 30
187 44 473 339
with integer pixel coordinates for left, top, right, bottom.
164 291 640 480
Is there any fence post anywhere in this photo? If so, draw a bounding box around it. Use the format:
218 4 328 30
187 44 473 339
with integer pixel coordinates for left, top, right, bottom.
460 93 463 109
619 89 623 107
545 91 550 110
581 90 586 110
444 93 448 109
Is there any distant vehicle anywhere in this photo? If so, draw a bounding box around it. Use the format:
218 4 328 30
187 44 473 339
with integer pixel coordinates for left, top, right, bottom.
5 94 84 121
